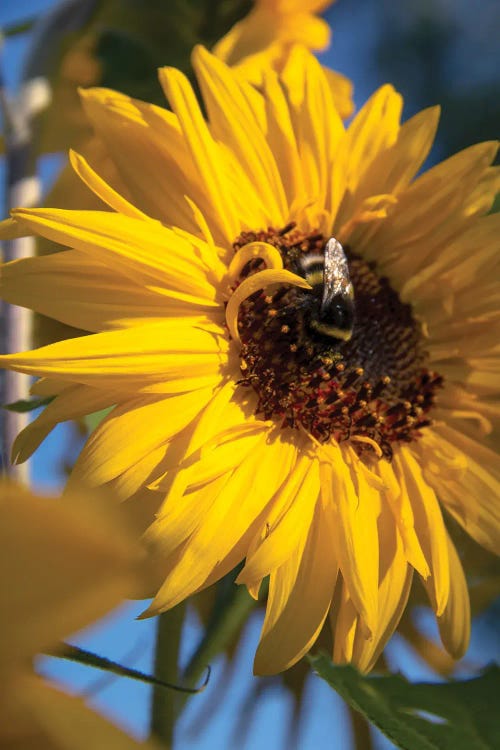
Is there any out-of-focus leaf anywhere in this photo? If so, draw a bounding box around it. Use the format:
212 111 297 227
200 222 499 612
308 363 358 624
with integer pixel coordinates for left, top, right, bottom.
4 396 53 413
1 17 38 37
94 0 251 102
22 0 251 155
184 571 260 687
489 192 500 214
21 0 101 153
22 0 99 82
310 656 500 750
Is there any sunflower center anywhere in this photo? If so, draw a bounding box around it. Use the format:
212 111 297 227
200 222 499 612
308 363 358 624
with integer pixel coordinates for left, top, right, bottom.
230 225 443 459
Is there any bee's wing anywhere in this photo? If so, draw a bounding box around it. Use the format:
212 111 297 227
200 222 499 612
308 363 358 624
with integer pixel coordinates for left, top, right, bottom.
321 237 351 311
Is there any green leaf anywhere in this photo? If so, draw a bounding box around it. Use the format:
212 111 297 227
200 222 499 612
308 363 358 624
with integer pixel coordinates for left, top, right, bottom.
83 407 113 433
489 192 500 215
4 396 53 412
310 656 500 750
94 0 252 104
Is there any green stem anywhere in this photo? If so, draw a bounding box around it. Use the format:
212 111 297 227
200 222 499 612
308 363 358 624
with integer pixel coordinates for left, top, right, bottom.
149 604 186 748
182 581 261 689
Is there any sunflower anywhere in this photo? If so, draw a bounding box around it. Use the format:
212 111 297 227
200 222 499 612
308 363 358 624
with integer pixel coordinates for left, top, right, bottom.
1 46 499 675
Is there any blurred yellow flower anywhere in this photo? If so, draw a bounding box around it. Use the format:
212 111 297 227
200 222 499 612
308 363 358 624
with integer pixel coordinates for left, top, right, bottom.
215 0 333 64
214 0 353 117
1 46 499 675
0 482 152 749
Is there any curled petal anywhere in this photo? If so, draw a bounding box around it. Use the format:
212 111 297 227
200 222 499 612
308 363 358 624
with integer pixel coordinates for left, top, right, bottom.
227 241 284 281
225 268 311 343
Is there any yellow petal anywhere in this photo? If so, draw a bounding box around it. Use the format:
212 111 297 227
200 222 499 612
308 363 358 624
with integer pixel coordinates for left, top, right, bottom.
193 46 287 225
332 577 361 665
0 217 26 239
353 501 413 672
12 383 118 464
238 451 318 590
146 431 295 613
153 381 265 479
1 250 216 334
18 678 158 750
321 66 354 120
79 87 208 235
0 483 142 667
0 320 228 394
158 66 240 243
333 84 403 228
110 447 172 510
418 425 500 555
376 141 499 285
69 149 150 220
436 532 470 660
30 378 71 397
69 387 216 488
358 106 440 206
254 494 337 674
213 3 331 67
166 423 273 492
144 474 232 560
377 458 429 578
397 211 500 313
281 46 343 215
433 382 499 441
261 68 305 209
321 443 379 636
395 447 450 616
10 208 221 304
466 163 500 217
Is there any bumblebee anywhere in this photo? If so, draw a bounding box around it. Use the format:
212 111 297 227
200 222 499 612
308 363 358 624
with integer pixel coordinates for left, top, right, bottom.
299 237 355 342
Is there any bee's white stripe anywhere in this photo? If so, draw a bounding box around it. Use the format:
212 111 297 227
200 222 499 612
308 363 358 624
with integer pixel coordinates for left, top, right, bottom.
299 253 324 273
